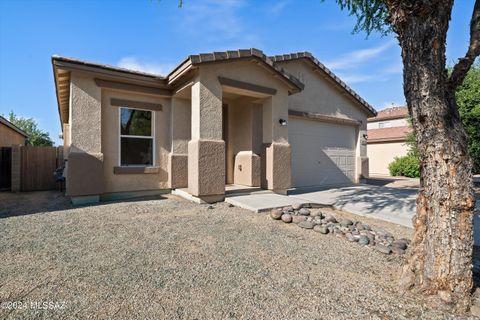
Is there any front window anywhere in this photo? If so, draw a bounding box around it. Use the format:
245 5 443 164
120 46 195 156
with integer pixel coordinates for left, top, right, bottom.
119 107 154 166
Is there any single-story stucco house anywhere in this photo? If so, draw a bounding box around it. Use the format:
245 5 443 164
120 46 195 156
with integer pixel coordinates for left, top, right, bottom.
52 48 376 204
367 106 412 176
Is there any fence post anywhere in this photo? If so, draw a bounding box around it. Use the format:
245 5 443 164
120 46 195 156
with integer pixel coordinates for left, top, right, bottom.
11 145 21 192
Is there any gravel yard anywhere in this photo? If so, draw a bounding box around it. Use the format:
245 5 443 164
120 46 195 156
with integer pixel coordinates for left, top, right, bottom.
0 191 478 319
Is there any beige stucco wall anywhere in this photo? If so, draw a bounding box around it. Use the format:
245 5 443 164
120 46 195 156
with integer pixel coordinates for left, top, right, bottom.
367 141 409 175
224 97 263 186
67 72 103 196
70 73 102 154
62 123 70 157
0 124 25 147
171 97 191 154
169 97 191 188
101 89 171 193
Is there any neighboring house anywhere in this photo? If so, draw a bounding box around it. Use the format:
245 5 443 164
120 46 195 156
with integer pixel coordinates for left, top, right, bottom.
0 116 28 147
367 106 412 176
52 49 376 204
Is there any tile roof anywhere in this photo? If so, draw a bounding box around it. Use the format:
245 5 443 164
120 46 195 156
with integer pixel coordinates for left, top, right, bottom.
53 48 377 124
367 126 412 143
169 48 305 93
368 106 408 122
269 52 377 117
52 55 166 80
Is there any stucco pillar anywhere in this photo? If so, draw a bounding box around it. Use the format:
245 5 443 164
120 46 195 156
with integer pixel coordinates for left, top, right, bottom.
188 78 225 202
261 92 291 193
356 126 369 182
169 97 190 188
67 73 103 203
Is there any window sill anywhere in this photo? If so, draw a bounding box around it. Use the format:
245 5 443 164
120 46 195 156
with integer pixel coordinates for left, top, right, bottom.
113 166 160 174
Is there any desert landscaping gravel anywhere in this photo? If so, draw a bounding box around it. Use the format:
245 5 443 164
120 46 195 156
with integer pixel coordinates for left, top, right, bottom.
0 191 479 319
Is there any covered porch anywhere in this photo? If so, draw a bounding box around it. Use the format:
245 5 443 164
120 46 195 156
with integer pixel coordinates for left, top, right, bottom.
169 55 302 203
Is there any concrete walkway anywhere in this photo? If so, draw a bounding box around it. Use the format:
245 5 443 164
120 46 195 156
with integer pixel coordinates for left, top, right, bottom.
225 191 309 212
225 184 417 226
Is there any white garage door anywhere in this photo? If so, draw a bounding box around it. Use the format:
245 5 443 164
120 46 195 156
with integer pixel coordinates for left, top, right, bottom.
289 117 356 188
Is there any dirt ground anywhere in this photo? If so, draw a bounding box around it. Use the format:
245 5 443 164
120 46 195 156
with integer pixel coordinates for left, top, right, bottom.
0 191 479 319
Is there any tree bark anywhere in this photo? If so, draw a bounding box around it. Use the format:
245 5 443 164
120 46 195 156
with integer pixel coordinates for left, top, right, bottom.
385 0 477 313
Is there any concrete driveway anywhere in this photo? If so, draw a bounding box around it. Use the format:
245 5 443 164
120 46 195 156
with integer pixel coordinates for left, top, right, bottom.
226 181 480 244
289 183 480 245
289 185 417 227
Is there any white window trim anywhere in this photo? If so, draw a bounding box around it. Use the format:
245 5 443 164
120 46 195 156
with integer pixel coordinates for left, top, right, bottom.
118 106 155 167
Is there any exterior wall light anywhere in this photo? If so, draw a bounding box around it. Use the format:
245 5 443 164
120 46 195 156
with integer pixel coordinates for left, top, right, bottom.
279 119 288 126
363 133 368 140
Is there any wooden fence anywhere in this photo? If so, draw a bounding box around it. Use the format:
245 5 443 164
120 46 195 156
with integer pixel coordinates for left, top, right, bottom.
9 145 63 192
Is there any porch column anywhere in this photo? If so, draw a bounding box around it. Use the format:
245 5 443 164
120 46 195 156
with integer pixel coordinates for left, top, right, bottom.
261 91 291 194
188 78 225 202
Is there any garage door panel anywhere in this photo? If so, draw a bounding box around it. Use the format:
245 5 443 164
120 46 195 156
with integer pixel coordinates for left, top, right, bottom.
289 118 356 187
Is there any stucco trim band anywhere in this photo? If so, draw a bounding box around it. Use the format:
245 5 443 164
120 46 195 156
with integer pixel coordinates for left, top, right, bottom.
218 76 277 95
95 79 172 97
288 109 361 126
110 98 163 111
113 166 160 174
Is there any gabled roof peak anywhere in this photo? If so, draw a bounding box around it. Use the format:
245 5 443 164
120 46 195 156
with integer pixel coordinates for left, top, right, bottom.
270 51 377 117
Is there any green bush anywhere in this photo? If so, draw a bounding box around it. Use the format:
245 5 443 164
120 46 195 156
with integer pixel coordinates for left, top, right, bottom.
388 155 420 178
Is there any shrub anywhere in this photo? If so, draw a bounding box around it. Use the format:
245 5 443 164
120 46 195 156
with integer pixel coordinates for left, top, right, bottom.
388 155 420 178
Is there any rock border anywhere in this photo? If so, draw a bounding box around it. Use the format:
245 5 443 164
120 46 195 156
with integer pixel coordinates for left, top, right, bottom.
270 204 410 255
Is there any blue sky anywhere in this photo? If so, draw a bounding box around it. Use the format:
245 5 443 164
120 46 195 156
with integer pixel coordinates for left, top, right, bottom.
0 0 474 145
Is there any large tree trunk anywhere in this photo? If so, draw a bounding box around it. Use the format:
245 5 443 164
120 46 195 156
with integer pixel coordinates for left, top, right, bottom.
388 0 476 313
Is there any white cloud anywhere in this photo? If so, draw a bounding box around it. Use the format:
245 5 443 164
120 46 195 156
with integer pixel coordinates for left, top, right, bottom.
337 74 379 84
181 0 247 41
324 40 396 70
268 0 289 16
117 57 174 76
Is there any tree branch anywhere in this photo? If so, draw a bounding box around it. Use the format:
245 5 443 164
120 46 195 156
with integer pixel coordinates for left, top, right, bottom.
448 0 480 91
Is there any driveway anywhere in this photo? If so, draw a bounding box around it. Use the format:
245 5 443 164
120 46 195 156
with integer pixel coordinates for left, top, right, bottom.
226 180 480 244
289 185 417 228
289 182 480 245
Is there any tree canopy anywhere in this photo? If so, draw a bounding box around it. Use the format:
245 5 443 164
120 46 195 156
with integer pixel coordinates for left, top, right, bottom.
457 63 480 173
6 111 54 146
